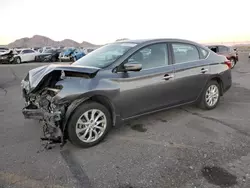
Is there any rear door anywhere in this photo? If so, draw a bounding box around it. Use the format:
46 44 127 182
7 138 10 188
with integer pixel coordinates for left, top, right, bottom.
170 42 210 104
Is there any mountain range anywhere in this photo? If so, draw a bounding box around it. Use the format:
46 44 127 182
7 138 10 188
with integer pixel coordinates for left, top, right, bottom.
7 35 101 48
3 35 250 48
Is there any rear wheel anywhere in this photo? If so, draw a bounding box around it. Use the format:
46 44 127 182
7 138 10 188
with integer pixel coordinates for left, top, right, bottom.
67 101 112 148
198 80 220 110
230 58 236 69
51 56 56 62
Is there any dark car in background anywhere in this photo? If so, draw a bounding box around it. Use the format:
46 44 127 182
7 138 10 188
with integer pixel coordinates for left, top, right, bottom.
21 39 232 148
207 45 238 68
0 50 15 64
0 47 9 54
35 49 61 62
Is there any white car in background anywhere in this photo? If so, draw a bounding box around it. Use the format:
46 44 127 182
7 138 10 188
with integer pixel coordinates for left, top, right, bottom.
14 49 40 64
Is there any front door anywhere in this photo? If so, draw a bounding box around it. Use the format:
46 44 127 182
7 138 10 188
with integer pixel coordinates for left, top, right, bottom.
112 43 176 119
170 42 210 104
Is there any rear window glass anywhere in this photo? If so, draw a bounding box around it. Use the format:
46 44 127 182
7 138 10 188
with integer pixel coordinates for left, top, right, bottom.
200 48 209 59
218 46 229 53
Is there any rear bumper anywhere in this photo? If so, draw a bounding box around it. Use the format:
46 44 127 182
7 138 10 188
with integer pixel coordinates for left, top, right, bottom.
59 57 71 61
220 69 232 94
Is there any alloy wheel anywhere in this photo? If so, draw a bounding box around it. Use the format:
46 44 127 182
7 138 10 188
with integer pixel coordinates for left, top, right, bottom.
205 85 219 107
230 59 235 68
75 109 107 143
16 58 21 64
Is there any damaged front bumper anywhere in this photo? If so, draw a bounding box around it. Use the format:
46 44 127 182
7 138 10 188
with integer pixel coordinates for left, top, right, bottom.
21 78 66 148
22 102 65 147
22 104 61 122
20 64 100 149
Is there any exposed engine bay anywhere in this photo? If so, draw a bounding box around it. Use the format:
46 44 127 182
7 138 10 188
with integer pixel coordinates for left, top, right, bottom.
21 64 100 149
23 88 65 149
22 71 66 149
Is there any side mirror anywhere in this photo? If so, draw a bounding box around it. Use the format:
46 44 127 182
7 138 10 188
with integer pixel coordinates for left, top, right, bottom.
122 63 142 72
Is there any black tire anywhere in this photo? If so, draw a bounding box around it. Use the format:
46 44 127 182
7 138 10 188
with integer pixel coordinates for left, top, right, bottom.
198 80 221 110
51 56 56 62
67 101 112 148
15 57 21 64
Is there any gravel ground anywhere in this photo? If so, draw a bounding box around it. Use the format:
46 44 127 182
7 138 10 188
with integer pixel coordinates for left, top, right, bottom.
0 53 250 188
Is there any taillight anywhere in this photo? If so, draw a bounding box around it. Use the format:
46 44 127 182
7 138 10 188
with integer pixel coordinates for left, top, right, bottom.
224 60 232 69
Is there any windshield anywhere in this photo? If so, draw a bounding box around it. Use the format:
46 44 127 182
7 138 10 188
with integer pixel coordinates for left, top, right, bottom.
72 42 137 68
44 49 54 53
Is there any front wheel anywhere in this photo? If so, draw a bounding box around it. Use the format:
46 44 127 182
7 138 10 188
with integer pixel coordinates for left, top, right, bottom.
67 101 112 148
198 80 220 110
15 57 21 64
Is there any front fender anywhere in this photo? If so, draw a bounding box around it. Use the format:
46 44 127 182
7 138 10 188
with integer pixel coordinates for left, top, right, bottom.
62 97 89 134
52 77 120 136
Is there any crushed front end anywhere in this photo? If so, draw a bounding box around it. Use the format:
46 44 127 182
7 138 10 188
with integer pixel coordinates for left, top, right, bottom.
21 72 67 148
20 64 100 149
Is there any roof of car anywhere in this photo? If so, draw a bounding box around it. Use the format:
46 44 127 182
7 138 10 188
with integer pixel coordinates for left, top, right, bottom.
115 38 203 46
207 44 229 47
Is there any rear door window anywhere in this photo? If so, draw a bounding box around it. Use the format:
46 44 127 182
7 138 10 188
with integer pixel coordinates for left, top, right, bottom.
208 46 218 53
172 43 200 64
199 48 209 59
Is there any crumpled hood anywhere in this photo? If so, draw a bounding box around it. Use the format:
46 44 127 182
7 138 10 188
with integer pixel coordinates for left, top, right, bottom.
26 63 100 91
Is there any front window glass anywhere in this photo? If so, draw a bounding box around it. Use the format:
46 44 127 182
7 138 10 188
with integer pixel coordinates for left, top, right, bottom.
73 43 137 68
126 43 168 69
22 50 29 54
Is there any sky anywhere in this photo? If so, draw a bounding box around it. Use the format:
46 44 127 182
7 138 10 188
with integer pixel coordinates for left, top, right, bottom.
0 0 250 45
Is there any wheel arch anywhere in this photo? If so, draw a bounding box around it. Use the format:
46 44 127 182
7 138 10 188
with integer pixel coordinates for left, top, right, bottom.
208 76 224 96
15 56 21 62
62 94 117 138
197 75 224 102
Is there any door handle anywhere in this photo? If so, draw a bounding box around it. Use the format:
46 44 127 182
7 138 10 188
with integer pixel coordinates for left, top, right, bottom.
163 74 174 80
201 68 208 73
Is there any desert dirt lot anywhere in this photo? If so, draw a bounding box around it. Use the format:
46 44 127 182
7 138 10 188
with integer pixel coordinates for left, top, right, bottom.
0 54 250 188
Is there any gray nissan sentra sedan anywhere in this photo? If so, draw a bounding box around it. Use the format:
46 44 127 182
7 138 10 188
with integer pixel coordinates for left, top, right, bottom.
21 38 232 148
